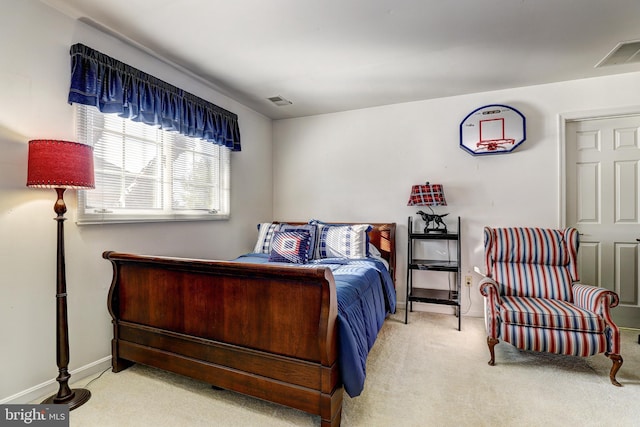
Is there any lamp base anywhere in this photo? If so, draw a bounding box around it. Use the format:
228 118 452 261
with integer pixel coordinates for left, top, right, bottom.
423 227 447 234
42 388 91 410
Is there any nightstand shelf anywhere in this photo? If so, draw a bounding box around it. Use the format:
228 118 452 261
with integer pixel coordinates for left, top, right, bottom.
409 259 458 271
405 216 462 329
408 288 459 305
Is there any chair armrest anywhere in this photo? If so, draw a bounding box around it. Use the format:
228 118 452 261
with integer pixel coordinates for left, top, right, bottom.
479 277 501 304
479 277 502 338
572 283 621 355
573 283 619 314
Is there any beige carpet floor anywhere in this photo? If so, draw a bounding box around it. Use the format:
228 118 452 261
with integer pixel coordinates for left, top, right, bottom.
62 312 640 426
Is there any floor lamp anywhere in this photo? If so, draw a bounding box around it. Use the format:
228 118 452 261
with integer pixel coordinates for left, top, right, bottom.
26 139 94 410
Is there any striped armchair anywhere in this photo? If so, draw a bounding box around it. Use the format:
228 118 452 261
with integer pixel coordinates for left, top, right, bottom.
479 227 623 386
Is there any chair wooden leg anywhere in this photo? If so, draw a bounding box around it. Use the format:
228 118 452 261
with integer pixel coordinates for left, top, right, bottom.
487 337 499 366
605 352 623 387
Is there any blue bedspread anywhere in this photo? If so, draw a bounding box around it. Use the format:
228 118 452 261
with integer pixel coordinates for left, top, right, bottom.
233 254 396 397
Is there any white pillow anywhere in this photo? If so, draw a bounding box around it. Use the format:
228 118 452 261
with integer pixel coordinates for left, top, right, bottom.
315 223 372 259
368 243 381 257
253 222 281 253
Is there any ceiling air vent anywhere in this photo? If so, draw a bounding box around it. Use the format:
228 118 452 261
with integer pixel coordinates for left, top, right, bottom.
596 40 640 67
267 96 293 106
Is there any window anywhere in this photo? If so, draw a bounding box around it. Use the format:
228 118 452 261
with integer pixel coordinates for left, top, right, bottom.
76 105 230 224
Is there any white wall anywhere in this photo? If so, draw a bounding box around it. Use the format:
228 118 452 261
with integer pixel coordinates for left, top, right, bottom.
273 71 640 318
0 1 273 402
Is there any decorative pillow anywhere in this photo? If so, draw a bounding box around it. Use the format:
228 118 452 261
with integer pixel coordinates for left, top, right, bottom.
278 223 318 259
268 231 312 264
253 222 282 254
314 222 372 259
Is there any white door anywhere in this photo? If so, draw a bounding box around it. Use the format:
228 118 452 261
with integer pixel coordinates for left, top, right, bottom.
565 115 640 328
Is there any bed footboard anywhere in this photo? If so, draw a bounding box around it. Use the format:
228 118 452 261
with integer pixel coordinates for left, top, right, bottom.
104 251 343 427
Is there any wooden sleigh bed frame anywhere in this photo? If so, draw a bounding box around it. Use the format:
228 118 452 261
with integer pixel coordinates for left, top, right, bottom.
104 222 396 427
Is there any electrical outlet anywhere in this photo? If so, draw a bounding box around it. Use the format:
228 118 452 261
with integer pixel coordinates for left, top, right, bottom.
465 275 473 287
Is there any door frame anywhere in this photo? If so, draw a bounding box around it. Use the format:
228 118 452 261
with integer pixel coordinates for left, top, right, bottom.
558 105 640 227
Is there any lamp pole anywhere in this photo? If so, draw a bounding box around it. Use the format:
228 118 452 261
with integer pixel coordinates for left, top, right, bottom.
41 188 91 409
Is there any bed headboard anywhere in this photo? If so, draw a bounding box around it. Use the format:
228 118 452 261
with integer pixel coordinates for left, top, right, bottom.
283 222 396 286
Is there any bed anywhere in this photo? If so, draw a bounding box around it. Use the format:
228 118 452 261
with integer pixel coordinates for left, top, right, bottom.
104 221 396 427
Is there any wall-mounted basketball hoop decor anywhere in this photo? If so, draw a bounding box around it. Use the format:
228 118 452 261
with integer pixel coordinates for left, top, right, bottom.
460 104 526 155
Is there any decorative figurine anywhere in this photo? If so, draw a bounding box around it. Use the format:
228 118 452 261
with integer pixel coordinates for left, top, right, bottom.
416 209 448 233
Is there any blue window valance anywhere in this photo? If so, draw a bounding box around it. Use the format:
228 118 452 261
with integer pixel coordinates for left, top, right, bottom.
68 43 241 151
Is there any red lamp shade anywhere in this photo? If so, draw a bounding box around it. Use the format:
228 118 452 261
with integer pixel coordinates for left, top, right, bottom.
407 183 447 206
26 140 95 189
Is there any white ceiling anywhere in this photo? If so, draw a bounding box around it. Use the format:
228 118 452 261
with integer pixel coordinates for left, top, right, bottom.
41 0 640 120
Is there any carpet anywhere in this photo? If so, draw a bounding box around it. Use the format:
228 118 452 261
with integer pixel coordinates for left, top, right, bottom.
64 312 640 426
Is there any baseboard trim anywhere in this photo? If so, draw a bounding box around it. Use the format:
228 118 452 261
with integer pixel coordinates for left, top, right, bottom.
0 356 111 405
